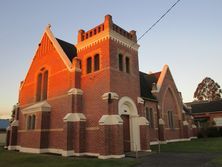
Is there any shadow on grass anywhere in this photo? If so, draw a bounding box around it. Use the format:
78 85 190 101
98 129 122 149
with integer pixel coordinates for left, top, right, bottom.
0 147 139 167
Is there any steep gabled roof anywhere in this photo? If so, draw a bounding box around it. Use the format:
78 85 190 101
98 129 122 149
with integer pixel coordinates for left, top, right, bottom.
56 38 77 62
139 71 160 100
189 100 222 114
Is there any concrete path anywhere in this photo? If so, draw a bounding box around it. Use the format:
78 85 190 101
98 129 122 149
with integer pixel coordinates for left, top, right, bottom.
137 152 221 167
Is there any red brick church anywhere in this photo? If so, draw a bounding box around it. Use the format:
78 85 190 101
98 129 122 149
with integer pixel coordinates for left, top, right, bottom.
6 15 196 159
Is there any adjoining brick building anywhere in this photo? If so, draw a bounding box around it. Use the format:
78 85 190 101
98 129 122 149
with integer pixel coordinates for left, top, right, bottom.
6 15 195 158
187 100 222 128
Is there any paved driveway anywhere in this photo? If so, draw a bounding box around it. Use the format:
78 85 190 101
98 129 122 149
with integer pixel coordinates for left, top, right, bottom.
137 152 220 167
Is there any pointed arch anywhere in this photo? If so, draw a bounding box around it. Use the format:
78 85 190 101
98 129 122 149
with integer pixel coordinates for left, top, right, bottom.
161 85 182 121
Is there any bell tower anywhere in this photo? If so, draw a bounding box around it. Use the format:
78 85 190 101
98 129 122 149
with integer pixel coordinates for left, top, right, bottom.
75 15 147 158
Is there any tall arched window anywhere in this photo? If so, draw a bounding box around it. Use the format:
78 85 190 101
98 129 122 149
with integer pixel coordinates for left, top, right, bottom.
42 71 48 100
36 73 42 102
94 54 100 71
86 57 92 73
27 115 32 130
118 54 123 71
36 69 48 102
31 115 36 129
168 111 174 129
125 57 130 73
145 107 154 128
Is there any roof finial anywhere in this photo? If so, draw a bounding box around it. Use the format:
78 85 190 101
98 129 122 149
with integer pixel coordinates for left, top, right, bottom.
48 24 51 28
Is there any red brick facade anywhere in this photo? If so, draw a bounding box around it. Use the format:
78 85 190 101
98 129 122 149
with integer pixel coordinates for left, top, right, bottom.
6 15 195 158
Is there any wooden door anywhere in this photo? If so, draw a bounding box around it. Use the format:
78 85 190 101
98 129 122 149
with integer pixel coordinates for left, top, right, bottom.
121 115 130 152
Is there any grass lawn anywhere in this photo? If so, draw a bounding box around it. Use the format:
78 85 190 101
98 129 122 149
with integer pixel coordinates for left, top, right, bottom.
151 137 222 167
151 137 222 153
0 147 138 167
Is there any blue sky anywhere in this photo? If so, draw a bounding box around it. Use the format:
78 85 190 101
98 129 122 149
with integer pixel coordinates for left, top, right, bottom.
0 0 222 118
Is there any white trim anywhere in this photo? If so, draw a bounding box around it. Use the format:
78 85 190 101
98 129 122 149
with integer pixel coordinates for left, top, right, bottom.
192 124 197 128
11 120 19 127
45 26 72 70
166 138 191 143
110 30 139 51
99 115 123 125
138 117 149 126
76 29 139 52
98 154 125 159
159 118 165 125
9 146 126 159
21 101 51 114
150 137 195 145
190 136 198 139
68 88 83 95
20 147 44 153
143 149 152 152
156 64 169 92
73 152 99 157
8 145 19 150
14 146 73 156
137 97 144 104
102 92 119 100
61 150 74 157
118 96 141 152
150 141 160 145
63 113 86 122
183 120 189 126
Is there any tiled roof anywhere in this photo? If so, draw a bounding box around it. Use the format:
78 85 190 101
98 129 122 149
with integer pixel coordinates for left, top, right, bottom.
56 38 77 62
183 104 191 114
189 100 222 114
139 71 160 100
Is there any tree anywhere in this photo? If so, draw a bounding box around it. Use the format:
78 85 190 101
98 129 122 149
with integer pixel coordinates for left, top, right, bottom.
194 77 222 101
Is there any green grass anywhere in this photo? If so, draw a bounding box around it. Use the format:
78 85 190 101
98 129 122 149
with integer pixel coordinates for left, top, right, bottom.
151 137 222 153
0 147 138 167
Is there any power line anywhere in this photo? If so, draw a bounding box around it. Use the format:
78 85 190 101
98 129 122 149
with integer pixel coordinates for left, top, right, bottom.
137 0 181 43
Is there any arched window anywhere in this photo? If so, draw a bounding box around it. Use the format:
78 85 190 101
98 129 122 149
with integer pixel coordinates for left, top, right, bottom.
31 115 36 129
36 69 48 102
145 107 154 128
86 57 92 73
36 73 42 102
42 71 48 100
94 54 100 71
27 115 32 130
149 108 154 128
168 111 174 129
125 57 130 73
118 54 123 71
